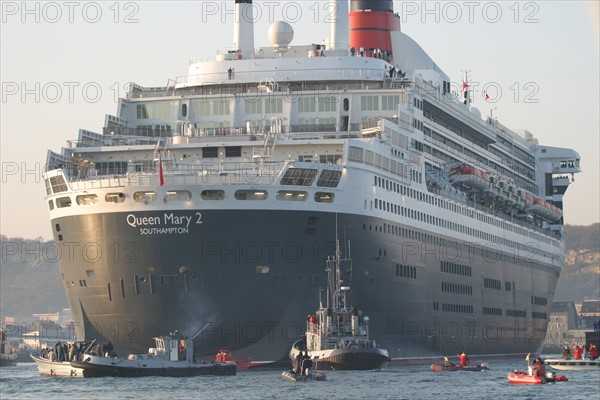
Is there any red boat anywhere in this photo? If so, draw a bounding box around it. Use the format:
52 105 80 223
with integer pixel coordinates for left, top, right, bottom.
431 363 489 372
507 370 568 384
215 349 252 372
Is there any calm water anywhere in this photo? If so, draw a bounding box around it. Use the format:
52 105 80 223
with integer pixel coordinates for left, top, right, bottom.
1 361 598 400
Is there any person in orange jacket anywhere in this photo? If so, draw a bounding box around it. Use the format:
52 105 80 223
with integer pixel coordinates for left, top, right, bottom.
589 344 598 360
457 352 469 367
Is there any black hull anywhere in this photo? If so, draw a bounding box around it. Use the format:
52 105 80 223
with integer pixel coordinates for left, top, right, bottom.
313 351 390 371
51 209 559 362
70 361 236 378
0 355 17 367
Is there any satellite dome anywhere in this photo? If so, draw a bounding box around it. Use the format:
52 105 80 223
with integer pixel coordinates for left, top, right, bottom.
268 21 294 48
469 107 482 120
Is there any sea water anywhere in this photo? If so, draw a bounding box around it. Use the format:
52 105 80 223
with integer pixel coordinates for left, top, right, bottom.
1 361 598 400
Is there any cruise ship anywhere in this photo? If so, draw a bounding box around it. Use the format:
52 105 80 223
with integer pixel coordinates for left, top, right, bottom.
44 0 581 362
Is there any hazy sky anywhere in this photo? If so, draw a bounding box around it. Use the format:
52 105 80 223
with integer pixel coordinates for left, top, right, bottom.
1 1 598 240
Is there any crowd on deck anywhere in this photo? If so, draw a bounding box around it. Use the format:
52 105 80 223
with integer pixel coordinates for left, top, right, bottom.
39 340 117 362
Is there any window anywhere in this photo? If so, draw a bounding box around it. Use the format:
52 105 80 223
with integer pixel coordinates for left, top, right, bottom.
106 193 125 203
49 176 68 193
48 200 54 210
276 191 307 201
317 169 342 187
245 99 262 114
280 168 317 186
213 100 230 115
164 190 192 202
234 190 268 200
181 104 187 117
318 96 337 112
192 99 210 116
382 95 400 111
361 95 379 111
314 192 334 203
133 192 157 203
138 101 171 119
298 97 316 112
56 197 72 208
76 194 98 205
201 190 225 200
225 146 242 157
202 147 219 158
265 98 283 113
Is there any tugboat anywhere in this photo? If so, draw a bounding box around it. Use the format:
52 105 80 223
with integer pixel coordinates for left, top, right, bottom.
71 331 236 377
289 240 390 371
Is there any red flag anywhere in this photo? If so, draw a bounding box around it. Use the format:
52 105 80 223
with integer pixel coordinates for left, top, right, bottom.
158 158 164 186
462 81 468 90
484 92 490 101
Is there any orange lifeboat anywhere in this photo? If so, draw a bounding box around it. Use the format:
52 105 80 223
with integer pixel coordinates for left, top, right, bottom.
448 164 490 191
517 189 534 210
530 198 562 222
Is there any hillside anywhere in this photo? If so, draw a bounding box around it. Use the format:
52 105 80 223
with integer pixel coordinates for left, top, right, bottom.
554 224 600 302
1 225 599 318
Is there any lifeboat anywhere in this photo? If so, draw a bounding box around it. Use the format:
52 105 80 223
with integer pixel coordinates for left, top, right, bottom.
448 164 491 192
517 189 534 210
530 198 562 222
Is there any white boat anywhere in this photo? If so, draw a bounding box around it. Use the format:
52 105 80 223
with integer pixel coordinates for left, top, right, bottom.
544 359 599 371
31 353 84 377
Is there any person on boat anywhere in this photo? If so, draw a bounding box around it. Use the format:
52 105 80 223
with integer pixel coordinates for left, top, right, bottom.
308 315 316 332
589 344 598 360
443 356 456 367
105 341 114 357
573 345 582 360
531 357 545 378
302 356 313 376
457 352 469 367
562 346 572 360
294 352 306 374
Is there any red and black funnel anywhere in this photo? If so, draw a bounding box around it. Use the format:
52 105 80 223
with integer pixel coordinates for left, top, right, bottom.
349 0 400 58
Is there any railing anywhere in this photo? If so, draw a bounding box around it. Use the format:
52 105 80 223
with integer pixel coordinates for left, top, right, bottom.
65 161 288 191
175 67 388 87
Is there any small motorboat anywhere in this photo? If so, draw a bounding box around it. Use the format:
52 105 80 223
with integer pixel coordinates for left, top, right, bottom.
71 331 236 377
214 349 252 372
281 369 326 382
430 363 489 372
544 358 599 371
507 370 568 384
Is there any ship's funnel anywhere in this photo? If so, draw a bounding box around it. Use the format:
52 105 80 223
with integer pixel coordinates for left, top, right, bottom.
349 0 399 60
329 0 349 51
233 0 255 57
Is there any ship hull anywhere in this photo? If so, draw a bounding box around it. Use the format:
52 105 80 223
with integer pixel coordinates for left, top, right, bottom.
51 209 558 362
